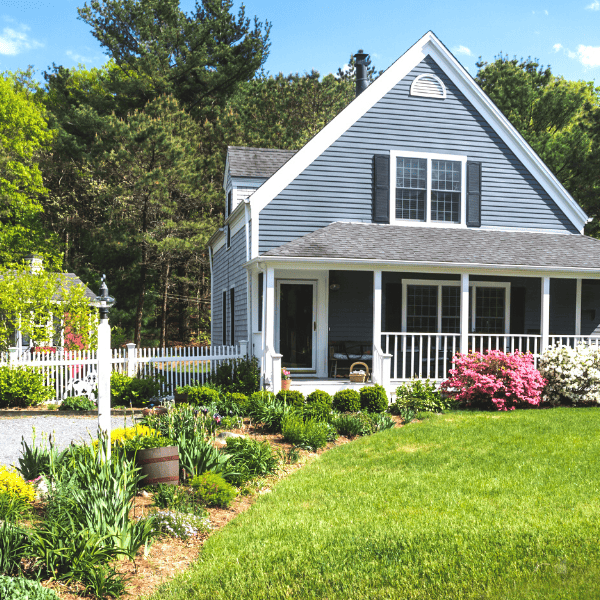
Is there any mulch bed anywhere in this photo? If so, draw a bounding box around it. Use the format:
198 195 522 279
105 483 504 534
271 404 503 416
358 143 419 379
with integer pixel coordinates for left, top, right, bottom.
35 416 403 599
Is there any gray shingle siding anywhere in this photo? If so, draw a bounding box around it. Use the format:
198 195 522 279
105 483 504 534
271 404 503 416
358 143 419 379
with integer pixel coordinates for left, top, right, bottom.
259 55 576 254
211 227 248 347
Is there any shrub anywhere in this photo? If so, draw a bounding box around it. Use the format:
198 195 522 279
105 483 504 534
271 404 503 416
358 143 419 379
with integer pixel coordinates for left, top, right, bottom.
360 384 388 413
0 466 35 504
248 390 275 415
59 395 95 411
214 356 261 395
275 389 305 407
539 344 600 405
305 390 333 420
111 371 164 407
187 386 220 406
331 412 374 437
0 366 54 408
0 575 59 599
149 509 211 539
190 472 238 508
223 436 279 485
333 389 361 413
282 414 329 451
390 379 452 414
226 392 250 414
441 350 546 411
249 396 299 433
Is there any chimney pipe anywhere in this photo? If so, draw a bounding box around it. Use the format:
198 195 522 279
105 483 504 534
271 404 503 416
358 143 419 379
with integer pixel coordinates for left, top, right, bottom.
355 49 369 97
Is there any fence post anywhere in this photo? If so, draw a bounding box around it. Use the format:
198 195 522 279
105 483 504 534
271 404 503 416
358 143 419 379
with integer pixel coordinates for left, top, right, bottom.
239 340 248 358
125 343 137 377
381 352 392 394
7 347 17 365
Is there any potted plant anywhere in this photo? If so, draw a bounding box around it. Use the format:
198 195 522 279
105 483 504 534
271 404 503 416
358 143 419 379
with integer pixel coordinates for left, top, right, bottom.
114 429 179 486
281 368 292 391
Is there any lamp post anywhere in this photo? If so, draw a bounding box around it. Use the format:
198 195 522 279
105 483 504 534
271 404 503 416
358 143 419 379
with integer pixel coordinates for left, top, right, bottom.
90 275 115 458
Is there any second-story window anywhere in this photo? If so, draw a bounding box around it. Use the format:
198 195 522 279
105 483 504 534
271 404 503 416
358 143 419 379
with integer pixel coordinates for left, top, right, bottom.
391 151 466 226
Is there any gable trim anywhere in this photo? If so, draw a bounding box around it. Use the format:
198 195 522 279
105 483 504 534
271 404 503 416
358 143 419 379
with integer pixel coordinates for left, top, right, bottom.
249 31 587 234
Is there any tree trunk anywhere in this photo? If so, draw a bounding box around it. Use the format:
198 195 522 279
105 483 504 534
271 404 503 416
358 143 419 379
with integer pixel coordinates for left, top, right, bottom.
160 262 170 349
134 198 149 348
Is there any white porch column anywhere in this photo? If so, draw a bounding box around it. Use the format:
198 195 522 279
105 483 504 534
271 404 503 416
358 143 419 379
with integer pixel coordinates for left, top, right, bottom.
460 273 470 354
541 276 550 351
576 278 582 336
264 266 276 387
271 352 283 394
373 269 382 349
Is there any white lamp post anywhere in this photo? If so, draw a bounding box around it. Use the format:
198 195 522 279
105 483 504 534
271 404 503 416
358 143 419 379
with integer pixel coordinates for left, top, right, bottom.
90 275 115 458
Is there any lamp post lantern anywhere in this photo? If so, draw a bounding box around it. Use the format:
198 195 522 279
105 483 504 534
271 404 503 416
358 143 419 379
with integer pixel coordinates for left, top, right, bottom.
90 275 116 457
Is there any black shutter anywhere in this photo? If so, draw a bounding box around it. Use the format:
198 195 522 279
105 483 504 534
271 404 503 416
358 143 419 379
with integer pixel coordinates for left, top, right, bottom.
227 190 232 217
373 154 390 223
230 288 235 346
222 291 227 345
466 161 482 227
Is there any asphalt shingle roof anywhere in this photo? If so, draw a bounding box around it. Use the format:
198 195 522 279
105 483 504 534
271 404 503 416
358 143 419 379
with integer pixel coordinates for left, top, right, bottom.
263 222 600 271
228 146 297 178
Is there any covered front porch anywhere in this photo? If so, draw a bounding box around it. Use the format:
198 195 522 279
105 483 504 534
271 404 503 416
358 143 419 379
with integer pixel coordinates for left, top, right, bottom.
249 262 600 395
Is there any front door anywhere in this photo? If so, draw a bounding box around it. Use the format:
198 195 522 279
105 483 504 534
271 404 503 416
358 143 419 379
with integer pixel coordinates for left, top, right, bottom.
276 280 317 372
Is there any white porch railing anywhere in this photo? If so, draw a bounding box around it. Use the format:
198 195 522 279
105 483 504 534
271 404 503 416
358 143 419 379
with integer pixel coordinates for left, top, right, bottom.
468 334 542 366
549 335 600 348
382 333 460 381
372 343 392 388
0 343 246 402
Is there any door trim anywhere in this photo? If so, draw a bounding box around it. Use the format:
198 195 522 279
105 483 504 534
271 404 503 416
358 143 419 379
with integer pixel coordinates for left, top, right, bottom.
275 279 318 373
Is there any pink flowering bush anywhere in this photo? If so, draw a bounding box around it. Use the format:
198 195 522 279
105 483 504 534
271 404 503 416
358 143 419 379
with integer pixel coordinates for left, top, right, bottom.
441 350 546 411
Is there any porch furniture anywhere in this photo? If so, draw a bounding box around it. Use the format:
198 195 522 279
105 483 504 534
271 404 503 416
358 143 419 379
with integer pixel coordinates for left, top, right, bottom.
329 342 373 378
349 361 369 383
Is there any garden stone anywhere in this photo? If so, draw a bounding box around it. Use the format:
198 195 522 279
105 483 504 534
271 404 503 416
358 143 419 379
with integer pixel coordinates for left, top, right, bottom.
217 431 245 439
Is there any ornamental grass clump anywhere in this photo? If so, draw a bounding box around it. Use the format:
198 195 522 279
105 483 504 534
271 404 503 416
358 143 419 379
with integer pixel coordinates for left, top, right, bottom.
539 343 600 405
441 350 546 411
190 472 237 508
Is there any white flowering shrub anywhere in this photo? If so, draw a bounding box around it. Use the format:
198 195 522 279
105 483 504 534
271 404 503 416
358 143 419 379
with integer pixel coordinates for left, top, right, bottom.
148 509 212 539
538 344 600 406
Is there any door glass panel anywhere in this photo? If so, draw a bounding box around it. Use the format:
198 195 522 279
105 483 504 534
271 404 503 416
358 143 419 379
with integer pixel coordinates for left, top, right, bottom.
441 286 460 333
280 283 313 369
475 287 505 333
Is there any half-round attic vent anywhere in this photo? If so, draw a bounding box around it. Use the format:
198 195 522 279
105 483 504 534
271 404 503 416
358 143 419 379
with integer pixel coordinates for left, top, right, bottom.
410 74 446 99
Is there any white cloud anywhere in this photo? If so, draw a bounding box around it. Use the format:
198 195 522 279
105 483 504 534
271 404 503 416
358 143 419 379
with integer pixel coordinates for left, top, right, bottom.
553 43 563 52
66 49 98 64
544 9 549 15
453 45 472 56
577 44 600 66
0 23 42 56
586 0 600 10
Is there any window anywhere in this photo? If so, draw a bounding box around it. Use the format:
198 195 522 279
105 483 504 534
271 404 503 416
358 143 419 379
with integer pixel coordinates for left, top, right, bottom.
222 291 227 345
226 225 231 250
230 288 235 346
401 279 509 333
390 151 467 226
227 190 232 218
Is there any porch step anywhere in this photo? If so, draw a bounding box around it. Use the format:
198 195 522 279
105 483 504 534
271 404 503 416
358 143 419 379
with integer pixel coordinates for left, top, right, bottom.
290 378 374 396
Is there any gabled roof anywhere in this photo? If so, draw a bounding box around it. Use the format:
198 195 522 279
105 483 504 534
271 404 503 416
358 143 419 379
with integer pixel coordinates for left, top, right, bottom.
227 146 297 178
262 222 600 272
248 31 588 234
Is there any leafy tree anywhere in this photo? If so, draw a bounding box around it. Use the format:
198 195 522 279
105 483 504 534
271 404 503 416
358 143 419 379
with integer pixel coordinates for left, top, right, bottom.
0 264 96 353
0 75 60 267
475 55 600 232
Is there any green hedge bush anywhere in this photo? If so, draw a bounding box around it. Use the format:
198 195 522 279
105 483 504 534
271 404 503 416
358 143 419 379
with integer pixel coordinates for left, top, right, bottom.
305 390 333 420
111 371 163 407
332 389 361 413
281 414 329 451
59 395 95 411
190 472 238 508
390 379 452 414
186 386 220 406
0 366 54 408
275 389 305 407
359 384 388 413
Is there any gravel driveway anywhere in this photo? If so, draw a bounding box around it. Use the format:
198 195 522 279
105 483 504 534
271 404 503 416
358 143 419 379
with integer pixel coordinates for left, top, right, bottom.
0 415 136 469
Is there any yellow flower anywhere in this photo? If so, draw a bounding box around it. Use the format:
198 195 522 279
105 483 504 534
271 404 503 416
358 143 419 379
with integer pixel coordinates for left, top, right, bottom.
0 466 36 503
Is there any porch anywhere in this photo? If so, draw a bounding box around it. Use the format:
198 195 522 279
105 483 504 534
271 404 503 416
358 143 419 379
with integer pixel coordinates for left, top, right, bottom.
250 262 600 396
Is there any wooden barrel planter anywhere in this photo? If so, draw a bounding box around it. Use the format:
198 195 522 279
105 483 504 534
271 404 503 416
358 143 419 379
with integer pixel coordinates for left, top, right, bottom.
174 392 188 404
134 446 179 486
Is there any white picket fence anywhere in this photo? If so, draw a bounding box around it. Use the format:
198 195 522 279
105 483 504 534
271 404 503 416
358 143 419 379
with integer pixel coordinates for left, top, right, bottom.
0 342 246 402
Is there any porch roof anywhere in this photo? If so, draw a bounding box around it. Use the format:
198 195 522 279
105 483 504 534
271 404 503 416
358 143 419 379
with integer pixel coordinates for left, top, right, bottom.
262 222 600 272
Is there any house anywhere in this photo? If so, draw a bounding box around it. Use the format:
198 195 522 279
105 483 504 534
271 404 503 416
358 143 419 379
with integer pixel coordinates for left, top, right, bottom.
208 31 600 395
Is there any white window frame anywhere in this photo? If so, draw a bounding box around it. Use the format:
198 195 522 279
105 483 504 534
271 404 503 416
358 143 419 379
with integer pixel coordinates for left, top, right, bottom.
389 150 468 228
401 279 510 333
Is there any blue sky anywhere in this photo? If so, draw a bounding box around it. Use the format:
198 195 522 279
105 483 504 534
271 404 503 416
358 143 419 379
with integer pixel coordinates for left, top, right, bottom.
1 0 599 85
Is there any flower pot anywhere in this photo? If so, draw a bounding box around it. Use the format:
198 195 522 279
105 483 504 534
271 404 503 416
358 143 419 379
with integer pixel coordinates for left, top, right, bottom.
134 445 179 486
281 379 291 391
174 392 188 404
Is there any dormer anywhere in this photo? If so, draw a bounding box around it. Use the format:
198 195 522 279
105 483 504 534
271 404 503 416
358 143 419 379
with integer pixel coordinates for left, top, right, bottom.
223 146 297 220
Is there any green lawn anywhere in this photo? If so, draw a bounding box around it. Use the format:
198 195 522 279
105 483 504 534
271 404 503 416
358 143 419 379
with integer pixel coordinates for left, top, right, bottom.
149 409 600 600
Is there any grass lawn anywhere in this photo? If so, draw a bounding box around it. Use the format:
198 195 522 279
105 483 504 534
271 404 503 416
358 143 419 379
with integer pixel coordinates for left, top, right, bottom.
149 408 600 599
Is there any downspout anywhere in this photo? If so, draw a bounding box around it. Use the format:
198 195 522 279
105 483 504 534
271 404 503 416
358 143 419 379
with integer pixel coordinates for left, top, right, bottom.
244 200 251 356
257 261 267 388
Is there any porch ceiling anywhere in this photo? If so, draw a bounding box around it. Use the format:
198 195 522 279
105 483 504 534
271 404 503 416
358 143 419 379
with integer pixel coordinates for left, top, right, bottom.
262 222 600 273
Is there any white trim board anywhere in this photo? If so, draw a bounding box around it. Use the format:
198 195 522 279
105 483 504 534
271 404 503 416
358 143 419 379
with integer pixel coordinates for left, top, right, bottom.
248 31 587 233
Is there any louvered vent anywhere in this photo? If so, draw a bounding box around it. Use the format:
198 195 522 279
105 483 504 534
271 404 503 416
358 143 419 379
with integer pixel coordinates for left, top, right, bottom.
410 74 446 99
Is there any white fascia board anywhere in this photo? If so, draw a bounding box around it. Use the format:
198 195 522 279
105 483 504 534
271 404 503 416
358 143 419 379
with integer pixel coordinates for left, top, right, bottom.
249 30 587 233
208 204 247 250
243 256 600 279
223 154 230 191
